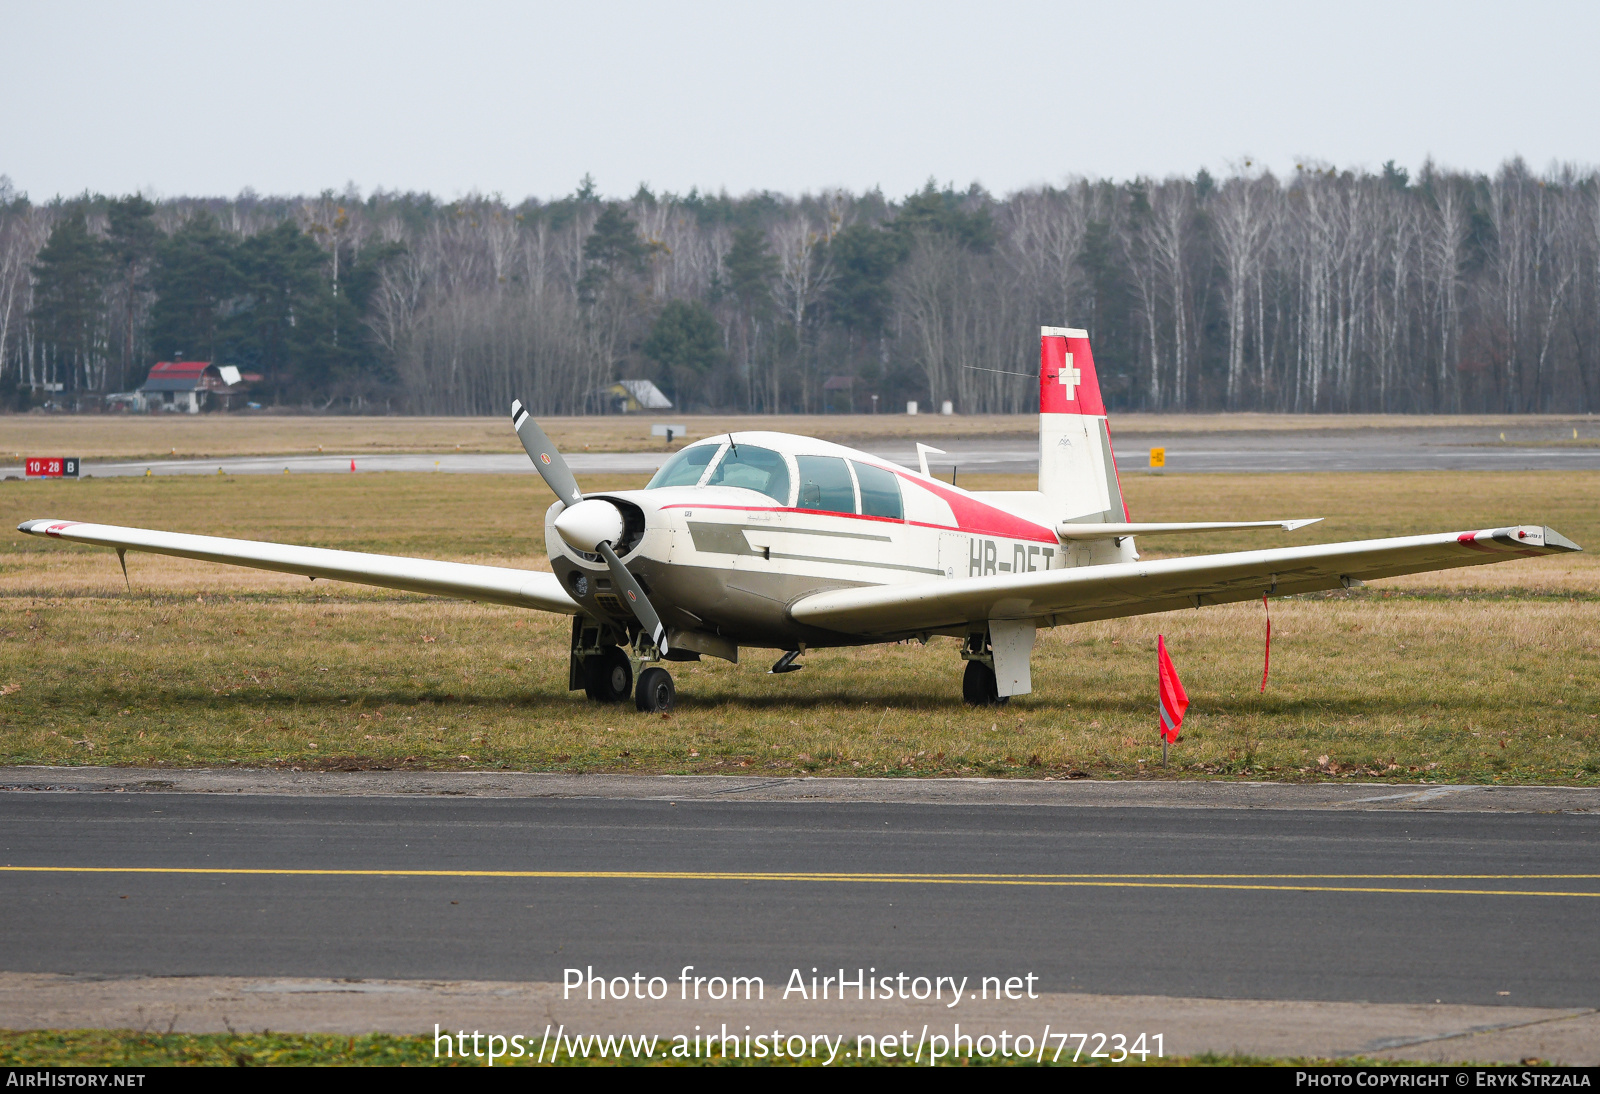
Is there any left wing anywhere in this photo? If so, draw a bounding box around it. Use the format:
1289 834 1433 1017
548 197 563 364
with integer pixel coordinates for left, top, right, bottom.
17 518 579 614
1055 518 1322 539
789 525 1580 637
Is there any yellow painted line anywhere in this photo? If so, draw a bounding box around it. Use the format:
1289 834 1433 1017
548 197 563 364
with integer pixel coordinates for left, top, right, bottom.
2 866 1598 898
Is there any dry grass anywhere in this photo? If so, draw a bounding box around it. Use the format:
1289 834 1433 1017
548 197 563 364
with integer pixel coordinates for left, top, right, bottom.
1 470 1595 783
5 412 1598 461
0 1029 1376 1067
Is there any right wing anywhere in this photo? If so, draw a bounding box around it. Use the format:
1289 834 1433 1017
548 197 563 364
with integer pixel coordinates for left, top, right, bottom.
18 518 579 614
789 525 1581 637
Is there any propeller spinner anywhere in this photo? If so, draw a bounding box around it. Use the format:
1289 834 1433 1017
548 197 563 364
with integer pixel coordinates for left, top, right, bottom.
511 399 668 654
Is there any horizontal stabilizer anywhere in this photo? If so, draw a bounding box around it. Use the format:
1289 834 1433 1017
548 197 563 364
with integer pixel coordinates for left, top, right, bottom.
1057 519 1323 540
17 518 580 614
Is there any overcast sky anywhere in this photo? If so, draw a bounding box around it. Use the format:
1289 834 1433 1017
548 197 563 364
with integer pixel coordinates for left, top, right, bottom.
5 0 1598 203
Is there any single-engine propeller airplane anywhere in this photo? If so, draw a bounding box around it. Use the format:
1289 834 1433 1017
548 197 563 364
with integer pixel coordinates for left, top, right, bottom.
20 327 1581 712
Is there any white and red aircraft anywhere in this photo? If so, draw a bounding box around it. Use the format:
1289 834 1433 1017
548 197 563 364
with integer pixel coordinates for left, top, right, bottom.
20 327 1580 711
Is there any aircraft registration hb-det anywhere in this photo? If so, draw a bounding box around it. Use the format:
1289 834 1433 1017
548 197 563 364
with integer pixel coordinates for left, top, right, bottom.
20 327 1582 712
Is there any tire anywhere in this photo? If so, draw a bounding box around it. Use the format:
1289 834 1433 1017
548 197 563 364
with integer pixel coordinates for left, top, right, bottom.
584 647 633 702
962 659 1008 707
635 667 675 712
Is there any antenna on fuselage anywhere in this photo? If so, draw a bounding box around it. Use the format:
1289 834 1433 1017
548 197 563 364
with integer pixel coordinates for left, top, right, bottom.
727 432 738 457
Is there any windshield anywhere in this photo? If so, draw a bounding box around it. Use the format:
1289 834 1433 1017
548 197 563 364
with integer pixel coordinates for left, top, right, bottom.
705 444 791 505
645 444 720 489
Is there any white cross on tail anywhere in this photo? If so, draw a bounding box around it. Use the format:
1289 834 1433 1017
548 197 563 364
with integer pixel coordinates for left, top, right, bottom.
1057 352 1081 400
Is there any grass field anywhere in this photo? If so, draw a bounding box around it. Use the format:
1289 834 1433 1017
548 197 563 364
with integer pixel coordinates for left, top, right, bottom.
1 469 1596 783
5 411 1597 461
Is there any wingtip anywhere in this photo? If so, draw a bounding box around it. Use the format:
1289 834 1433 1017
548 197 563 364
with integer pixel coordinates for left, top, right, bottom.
1542 526 1583 552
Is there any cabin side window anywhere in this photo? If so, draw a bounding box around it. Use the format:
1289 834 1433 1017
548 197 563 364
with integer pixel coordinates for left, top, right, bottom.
794 455 857 514
852 462 904 520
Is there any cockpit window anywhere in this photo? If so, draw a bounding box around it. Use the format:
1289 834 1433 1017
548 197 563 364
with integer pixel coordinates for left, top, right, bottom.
646 444 720 489
705 444 791 505
795 455 857 514
852 461 904 520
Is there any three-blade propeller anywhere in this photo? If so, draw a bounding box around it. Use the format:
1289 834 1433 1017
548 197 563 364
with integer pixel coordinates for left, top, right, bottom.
511 399 668 654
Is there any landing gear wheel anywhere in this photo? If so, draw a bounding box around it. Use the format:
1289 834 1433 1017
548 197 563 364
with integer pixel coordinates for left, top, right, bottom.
584 646 633 702
962 659 1008 707
635 667 675 712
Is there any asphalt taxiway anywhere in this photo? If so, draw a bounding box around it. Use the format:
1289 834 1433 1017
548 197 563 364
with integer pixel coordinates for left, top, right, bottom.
2 771 1596 1011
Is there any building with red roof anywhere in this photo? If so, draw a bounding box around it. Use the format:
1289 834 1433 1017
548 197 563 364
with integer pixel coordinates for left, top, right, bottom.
130 362 259 413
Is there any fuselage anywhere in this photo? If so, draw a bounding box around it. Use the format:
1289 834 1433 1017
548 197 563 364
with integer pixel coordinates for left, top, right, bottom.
543 431 1113 652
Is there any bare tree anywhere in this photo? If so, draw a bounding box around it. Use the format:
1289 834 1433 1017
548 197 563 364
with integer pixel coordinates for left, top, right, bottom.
1213 173 1275 407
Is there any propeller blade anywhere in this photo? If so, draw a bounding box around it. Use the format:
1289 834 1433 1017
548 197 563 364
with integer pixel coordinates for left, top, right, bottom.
595 540 668 655
510 399 583 507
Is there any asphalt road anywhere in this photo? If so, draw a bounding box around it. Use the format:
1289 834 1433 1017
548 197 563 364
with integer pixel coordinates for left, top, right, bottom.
6 425 1600 478
2 790 1596 1008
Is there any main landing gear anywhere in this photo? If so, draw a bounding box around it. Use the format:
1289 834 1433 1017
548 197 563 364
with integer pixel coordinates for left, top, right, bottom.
960 631 1009 707
962 660 1006 706
583 646 632 703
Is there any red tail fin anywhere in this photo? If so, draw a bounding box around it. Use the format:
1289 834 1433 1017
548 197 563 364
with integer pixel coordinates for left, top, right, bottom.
1040 327 1105 415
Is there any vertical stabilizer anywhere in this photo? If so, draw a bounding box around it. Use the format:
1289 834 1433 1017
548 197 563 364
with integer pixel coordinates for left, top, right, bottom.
1039 327 1128 522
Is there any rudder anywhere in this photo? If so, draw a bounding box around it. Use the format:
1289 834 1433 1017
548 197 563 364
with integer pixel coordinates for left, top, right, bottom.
1039 326 1128 523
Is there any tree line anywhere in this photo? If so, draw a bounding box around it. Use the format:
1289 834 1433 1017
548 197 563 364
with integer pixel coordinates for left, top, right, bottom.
2 158 1598 415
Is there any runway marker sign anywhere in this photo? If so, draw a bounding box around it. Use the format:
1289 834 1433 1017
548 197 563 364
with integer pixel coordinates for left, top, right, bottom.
25 457 79 478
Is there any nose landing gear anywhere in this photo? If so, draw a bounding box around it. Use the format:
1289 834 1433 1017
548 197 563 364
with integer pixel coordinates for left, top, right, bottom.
636 666 675 712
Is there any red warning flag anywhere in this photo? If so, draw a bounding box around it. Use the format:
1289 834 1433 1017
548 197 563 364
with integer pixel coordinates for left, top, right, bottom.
1157 635 1189 744
1259 594 1272 693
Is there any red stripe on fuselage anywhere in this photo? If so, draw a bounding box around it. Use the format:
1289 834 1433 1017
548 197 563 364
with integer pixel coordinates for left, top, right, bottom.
659 484 1058 544
900 474 1058 542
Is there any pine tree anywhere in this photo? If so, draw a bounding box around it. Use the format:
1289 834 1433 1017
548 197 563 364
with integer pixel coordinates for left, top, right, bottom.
643 299 725 406
578 204 649 302
149 216 237 364
226 220 333 400
29 211 109 394
105 195 158 391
